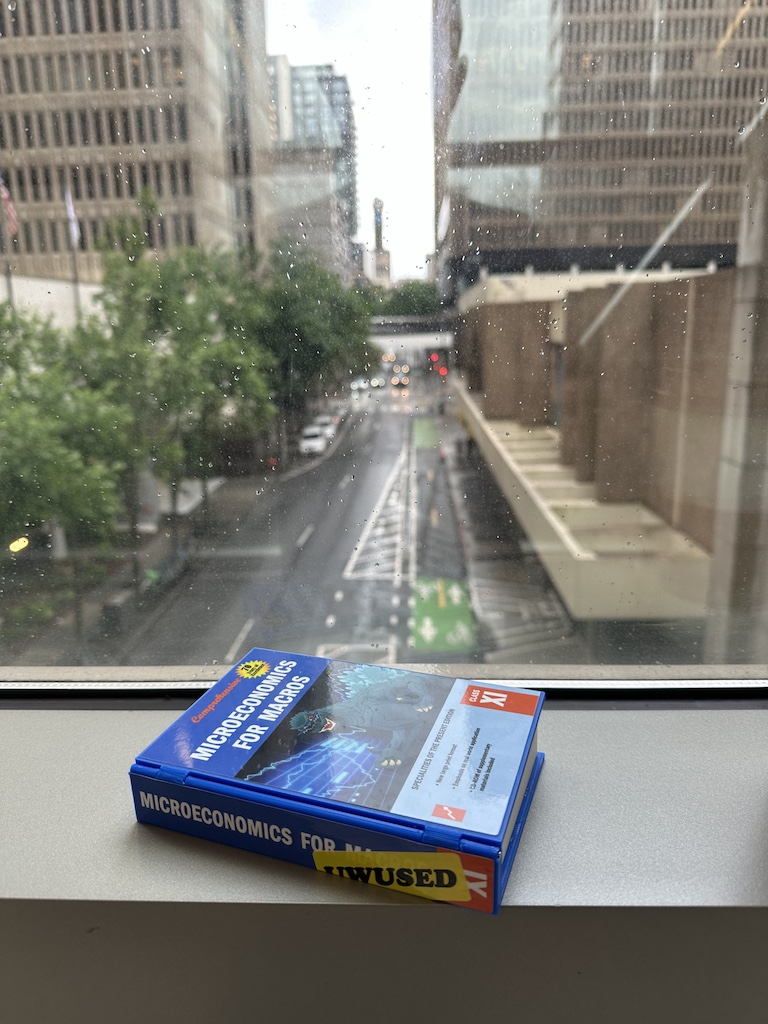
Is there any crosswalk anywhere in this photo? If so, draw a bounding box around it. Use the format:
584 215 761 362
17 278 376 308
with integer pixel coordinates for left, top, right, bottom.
342 449 409 582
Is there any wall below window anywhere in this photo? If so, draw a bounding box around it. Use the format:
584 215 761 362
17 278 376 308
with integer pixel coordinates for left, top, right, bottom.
2 699 768 1021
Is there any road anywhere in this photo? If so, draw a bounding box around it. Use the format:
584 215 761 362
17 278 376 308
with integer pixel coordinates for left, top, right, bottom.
120 382 476 666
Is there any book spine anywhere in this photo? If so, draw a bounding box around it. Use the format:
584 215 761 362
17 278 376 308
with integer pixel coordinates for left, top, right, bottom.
130 769 498 910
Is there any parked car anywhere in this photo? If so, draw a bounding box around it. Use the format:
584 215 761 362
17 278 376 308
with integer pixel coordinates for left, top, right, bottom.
312 414 338 440
297 426 329 456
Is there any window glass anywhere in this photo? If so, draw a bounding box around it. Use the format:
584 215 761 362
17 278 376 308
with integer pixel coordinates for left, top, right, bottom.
1 1 767 683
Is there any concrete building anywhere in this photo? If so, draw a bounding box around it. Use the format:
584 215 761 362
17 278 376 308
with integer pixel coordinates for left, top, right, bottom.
268 57 358 280
454 265 719 626
0 0 273 283
434 0 768 297
449 117 768 664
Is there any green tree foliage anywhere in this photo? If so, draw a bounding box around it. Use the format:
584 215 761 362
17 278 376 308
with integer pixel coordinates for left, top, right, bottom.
1 226 377 555
260 243 374 409
0 304 122 545
69 242 275 536
374 279 443 317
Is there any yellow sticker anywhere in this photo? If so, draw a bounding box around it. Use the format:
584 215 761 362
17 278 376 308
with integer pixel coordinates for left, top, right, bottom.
313 851 471 902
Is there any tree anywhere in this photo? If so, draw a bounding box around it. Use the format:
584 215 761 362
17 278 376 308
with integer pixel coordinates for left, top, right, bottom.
374 279 443 317
147 248 274 520
0 304 122 548
257 243 373 439
69 241 276 567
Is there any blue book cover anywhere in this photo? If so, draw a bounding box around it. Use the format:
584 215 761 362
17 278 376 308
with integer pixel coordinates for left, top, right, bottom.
131 648 544 911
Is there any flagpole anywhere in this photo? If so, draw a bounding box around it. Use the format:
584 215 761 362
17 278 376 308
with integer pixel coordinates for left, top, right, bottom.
69 231 81 317
65 185 81 317
0 175 16 309
0 215 14 310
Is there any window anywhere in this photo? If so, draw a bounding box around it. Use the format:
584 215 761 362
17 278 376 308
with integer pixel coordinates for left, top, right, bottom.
52 0 64 34
1 58 13 94
16 56 31 94
14 167 27 201
64 111 76 146
121 108 133 143
58 54 71 91
73 53 85 90
0 2 767 697
50 111 62 147
29 55 42 92
115 51 127 90
44 55 56 91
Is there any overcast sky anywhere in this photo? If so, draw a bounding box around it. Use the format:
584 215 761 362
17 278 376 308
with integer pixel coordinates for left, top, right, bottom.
265 0 434 281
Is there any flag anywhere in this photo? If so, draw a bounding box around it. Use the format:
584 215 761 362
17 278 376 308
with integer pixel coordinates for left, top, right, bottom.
0 175 19 238
65 186 80 247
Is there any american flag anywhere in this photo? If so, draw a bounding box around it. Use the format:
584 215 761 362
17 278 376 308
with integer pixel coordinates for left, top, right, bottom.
0 175 19 239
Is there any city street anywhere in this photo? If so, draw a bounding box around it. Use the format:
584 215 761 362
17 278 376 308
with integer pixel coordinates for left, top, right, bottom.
9 377 590 668
117 383 479 666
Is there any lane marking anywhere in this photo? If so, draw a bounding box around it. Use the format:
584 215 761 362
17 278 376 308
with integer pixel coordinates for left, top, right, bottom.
334 590 344 602
342 449 407 580
338 476 351 491
225 618 256 663
325 614 336 628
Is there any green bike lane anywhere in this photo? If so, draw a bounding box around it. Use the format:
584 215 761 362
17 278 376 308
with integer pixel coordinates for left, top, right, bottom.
409 417 477 657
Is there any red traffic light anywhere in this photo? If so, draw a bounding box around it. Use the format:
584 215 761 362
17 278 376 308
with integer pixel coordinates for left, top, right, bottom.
429 352 439 362
438 366 448 376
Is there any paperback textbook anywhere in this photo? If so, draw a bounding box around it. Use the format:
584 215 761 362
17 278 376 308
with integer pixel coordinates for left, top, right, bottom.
130 648 544 912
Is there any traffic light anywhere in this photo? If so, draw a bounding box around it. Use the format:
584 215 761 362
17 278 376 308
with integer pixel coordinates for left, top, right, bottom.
427 349 449 378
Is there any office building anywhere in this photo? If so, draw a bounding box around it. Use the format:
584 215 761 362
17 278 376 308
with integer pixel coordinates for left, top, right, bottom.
268 57 358 279
0 0 273 283
434 0 768 295
433 0 551 294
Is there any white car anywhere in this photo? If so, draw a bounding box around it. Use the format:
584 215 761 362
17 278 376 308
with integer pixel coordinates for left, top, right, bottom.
297 426 329 456
312 414 338 439
350 376 369 391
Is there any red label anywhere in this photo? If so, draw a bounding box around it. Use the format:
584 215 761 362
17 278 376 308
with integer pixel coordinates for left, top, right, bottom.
432 803 466 822
460 685 538 715
440 849 496 913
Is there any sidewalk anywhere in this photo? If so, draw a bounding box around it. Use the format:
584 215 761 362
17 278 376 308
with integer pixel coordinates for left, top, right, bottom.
7 477 264 667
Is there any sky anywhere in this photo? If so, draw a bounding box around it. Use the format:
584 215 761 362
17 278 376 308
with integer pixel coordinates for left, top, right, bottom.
265 0 435 281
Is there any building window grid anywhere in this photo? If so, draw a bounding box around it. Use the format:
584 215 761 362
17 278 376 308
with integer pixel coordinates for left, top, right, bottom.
2 57 14 94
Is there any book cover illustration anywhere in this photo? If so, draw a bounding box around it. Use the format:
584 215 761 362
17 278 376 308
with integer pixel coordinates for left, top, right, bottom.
137 649 542 840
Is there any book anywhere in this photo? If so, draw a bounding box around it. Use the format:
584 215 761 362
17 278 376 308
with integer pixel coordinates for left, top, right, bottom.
130 648 544 912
